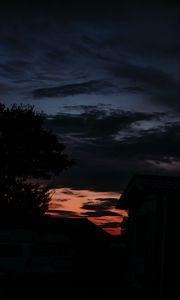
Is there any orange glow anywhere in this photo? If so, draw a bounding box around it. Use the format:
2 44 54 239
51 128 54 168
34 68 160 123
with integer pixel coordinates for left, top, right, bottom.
47 188 127 235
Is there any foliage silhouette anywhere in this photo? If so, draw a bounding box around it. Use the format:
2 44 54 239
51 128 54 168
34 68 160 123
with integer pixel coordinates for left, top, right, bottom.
0 103 73 215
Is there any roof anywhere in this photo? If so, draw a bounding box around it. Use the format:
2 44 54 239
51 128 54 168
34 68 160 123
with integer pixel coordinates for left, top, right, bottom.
116 174 180 210
0 215 111 244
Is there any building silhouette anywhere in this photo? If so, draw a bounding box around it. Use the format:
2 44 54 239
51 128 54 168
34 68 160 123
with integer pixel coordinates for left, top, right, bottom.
116 174 178 300
0 215 110 279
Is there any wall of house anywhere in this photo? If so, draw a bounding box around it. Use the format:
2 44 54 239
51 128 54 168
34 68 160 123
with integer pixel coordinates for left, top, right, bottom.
0 229 73 275
127 194 158 291
127 192 170 300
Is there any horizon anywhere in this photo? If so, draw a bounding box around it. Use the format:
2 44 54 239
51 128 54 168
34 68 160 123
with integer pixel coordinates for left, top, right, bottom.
47 188 127 235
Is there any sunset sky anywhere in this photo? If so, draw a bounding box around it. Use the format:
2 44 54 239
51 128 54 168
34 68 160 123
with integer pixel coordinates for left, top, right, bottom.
0 1 179 234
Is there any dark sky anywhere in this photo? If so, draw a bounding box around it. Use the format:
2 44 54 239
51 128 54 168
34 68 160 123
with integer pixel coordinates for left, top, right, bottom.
0 0 180 193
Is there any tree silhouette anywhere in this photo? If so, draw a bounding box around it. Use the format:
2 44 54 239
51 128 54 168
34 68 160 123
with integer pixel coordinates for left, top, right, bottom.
0 103 73 215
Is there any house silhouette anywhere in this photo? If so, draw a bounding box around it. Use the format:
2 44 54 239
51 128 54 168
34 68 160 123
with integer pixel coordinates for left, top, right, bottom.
0 215 111 279
116 174 178 300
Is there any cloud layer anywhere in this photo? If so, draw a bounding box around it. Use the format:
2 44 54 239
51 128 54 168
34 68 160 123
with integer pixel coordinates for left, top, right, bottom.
45 107 180 191
0 1 179 234
0 3 179 112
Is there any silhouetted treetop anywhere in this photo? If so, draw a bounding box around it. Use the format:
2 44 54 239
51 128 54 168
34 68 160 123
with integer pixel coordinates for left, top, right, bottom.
0 103 73 215
0 103 73 179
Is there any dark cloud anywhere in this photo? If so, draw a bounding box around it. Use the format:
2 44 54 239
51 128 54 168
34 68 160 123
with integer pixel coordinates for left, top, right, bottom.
110 63 179 91
80 197 122 218
33 80 113 98
47 108 180 191
0 83 11 94
0 61 31 78
81 35 101 47
54 198 69 202
46 108 166 139
0 3 178 114
101 222 121 229
107 61 179 111
151 90 180 111
0 36 29 53
81 198 118 211
120 86 145 93
118 123 180 160
0 1 179 195
48 209 79 217
61 189 75 195
82 210 121 217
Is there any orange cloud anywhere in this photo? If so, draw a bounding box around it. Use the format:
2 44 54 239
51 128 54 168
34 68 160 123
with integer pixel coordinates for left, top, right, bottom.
47 188 127 235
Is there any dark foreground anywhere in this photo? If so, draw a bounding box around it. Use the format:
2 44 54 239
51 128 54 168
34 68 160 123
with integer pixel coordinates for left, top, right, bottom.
1 273 144 300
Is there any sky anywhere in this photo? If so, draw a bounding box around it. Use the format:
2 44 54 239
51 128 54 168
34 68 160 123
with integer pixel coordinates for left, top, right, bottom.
0 0 179 234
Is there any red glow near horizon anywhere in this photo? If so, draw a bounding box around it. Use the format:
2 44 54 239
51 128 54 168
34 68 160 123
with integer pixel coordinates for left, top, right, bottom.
47 188 128 235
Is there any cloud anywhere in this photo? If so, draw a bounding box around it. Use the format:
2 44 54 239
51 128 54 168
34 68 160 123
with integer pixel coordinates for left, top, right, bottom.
110 62 179 91
81 198 118 211
0 2 179 194
0 34 29 53
0 60 32 79
61 189 75 195
46 108 166 140
46 107 180 191
48 209 79 217
101 222 121 229
147 159 180 172
32 80 113 98
108 62 179 110
0 7 178 115
80 197 122 218
82 210 122 217
0 82 12 94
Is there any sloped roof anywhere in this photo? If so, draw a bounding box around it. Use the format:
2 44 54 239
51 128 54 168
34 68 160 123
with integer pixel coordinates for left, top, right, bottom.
116 174 180 210
0 215 111 244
